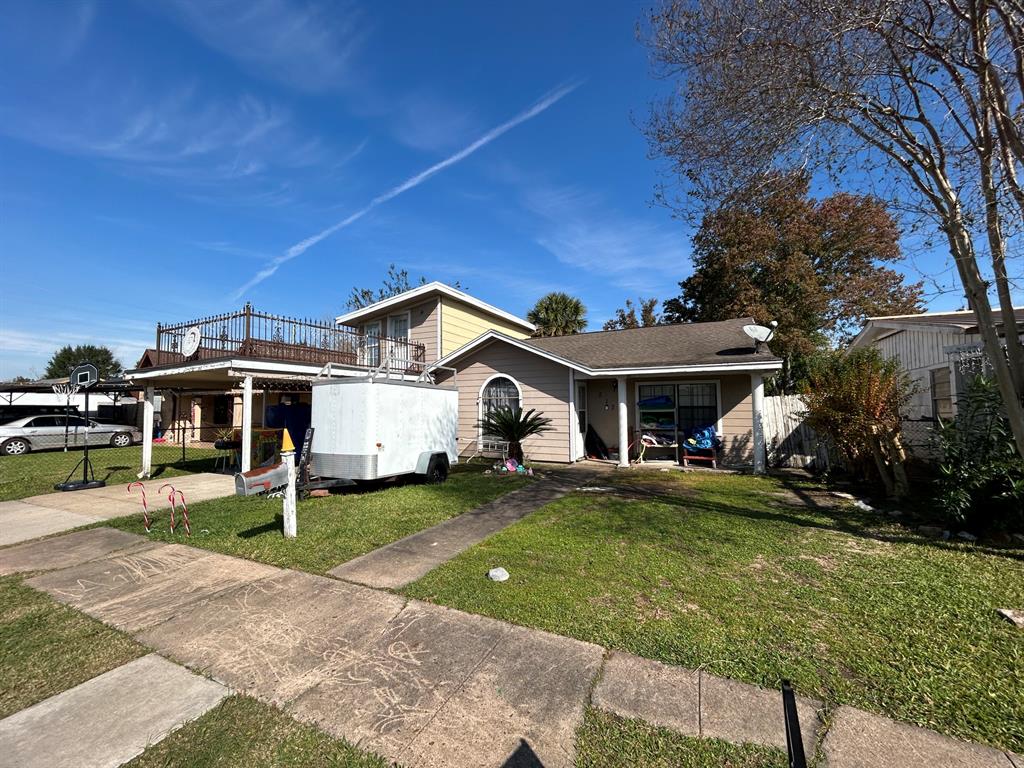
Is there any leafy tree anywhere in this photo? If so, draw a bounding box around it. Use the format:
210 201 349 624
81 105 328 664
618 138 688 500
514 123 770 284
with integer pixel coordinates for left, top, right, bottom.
603 298 661 331
935 376 1024 532
44 345 123 380
662 173 922 388
527 292 587 337
476 407 553 465
802 347 915 498
346 264 463 311
642 0 1024 457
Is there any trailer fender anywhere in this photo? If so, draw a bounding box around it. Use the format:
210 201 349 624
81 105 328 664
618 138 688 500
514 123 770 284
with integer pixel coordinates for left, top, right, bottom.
415 451 448 475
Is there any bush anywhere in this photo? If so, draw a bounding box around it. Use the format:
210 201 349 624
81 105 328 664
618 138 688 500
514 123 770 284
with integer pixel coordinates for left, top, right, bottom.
935 376 1024 531
802 347 915 498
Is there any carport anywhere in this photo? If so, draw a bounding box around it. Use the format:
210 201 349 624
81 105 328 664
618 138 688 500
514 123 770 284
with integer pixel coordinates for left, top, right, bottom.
127 305 426 477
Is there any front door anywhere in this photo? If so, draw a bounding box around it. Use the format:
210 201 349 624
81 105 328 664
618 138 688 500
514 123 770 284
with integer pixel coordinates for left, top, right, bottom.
388 314 410 365
576 382 588 459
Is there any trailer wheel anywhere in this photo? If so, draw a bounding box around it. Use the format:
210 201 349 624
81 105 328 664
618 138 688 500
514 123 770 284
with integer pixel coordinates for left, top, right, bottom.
424 454 449 484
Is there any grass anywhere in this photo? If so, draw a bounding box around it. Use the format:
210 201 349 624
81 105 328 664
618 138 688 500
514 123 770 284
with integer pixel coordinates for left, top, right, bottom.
125 695 387 768
0 445 219 501
0 575 148 718
576 709 787 768
404 469 1024 753
102 468 530 575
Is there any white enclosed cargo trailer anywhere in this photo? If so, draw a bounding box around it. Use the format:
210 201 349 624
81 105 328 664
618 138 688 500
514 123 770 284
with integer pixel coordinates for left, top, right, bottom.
310 376 458 483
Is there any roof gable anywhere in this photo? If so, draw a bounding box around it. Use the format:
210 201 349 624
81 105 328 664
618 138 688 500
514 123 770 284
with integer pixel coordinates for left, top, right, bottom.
334 282 534 332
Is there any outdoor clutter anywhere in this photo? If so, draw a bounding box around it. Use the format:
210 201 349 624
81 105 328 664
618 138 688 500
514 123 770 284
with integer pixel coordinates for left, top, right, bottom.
487 567 510 582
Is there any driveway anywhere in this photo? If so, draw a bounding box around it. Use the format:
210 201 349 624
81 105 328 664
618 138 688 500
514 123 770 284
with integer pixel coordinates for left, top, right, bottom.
0 473 234 546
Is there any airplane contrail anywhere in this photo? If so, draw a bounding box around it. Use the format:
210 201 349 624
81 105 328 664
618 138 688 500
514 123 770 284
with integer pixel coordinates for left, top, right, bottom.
233 81 580 299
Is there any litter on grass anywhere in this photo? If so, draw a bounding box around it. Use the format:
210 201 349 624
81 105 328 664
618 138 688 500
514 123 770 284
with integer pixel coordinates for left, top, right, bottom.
488 567 510 582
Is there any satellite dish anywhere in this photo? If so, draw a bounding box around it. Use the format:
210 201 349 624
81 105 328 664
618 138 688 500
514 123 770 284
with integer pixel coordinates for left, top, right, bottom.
743 321 778 348
181 326 202 357
70 363 98 389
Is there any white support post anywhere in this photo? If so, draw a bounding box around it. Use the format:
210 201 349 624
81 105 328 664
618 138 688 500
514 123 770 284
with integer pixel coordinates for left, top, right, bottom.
616 376 629 468
751 372 766 474
241 375 253 473
139 387 154 479
282 449 297 538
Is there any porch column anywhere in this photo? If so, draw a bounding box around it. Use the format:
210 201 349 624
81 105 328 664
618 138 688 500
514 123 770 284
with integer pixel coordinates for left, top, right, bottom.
140 387 154 479
751 372 766 474
616 376 629 468
241 375 253 473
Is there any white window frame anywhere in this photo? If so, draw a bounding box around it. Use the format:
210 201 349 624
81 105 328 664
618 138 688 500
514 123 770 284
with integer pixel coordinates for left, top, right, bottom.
387 311 411 364
477 373 524 446
634 378 723 444
361 320 381 366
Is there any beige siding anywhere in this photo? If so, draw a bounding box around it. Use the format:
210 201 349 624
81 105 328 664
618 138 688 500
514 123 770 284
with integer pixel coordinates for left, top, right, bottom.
446 341 571 463
873 329 976 419
440 297 531 356
584 373 754 466
353 299 440 362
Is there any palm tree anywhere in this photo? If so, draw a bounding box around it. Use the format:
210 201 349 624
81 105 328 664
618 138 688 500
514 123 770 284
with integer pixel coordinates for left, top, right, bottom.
477 407 553 465
527 292 587 337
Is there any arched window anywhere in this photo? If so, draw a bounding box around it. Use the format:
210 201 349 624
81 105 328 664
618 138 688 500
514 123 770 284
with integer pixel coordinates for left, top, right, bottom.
481 376 521 417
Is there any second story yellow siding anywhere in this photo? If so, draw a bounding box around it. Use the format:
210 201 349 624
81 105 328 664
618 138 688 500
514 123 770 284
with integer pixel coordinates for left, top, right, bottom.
440 297 530 356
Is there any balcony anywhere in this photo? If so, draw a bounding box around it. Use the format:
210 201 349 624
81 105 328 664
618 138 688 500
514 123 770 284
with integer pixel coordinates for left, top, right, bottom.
147 304 425 371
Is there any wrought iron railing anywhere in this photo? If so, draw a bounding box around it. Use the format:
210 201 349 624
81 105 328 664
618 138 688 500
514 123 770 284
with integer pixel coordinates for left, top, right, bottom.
149 304 425 370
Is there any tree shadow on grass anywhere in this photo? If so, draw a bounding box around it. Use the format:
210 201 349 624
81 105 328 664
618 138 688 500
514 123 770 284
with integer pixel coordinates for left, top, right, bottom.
582 477 1024 562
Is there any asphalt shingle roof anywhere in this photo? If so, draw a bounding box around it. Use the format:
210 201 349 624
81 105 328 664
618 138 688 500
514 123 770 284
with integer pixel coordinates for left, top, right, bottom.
523 317 781 369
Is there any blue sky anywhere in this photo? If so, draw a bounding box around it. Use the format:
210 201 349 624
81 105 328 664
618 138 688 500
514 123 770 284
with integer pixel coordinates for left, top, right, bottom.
0 0 971 379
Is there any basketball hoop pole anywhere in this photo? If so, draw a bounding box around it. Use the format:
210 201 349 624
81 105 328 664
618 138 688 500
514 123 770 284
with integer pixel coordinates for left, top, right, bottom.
54 363 104 492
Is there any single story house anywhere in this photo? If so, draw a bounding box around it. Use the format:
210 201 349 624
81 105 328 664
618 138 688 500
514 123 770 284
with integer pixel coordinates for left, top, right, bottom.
126 284 781 475
431 319 781 469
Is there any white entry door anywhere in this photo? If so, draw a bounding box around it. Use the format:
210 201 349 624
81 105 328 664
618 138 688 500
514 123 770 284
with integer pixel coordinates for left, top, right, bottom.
575 382 588 459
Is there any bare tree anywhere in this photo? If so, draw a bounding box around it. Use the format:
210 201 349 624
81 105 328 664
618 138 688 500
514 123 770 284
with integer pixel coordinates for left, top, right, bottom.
643 0 1024 458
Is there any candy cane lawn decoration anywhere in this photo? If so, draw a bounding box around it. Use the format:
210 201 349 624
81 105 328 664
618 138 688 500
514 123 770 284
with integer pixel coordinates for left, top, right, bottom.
127 481 150 532
172 489 191 536
159 483 177 534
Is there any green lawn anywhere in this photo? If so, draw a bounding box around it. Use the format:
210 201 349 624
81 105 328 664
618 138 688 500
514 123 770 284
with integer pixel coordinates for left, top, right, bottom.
126 695 387 768
0 445 219 501
576 709 787 768
102 469 530 575
404 470 1024 753
0 575 148 718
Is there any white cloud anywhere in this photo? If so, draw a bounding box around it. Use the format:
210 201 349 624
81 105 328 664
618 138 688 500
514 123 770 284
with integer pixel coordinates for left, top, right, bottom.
523 185 689 295
233 81 581 298
0 83 347 190
159 0 365 91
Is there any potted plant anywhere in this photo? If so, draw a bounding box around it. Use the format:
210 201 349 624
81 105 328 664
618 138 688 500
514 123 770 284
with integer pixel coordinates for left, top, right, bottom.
476 407 552 465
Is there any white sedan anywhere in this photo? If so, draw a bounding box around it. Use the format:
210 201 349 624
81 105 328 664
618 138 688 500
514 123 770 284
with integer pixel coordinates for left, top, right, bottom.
0 415 142 456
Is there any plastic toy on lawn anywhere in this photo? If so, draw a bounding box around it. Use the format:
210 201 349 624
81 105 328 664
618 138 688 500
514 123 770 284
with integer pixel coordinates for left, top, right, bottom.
127 481 151 532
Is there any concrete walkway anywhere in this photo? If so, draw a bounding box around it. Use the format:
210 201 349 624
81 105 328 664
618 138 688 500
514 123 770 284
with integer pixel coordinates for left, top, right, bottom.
0 472 234 546
0 654 228 768
329 475 576 588
1 528 1020 768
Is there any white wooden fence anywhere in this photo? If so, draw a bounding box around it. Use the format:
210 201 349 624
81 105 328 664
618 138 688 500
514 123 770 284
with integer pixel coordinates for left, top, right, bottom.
762 394 830 470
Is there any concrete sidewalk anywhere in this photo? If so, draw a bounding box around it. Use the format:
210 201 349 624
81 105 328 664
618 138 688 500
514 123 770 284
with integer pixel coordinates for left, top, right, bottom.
328 475 575 588
2 527 1020 768
0 654 228 768
0 472 234 546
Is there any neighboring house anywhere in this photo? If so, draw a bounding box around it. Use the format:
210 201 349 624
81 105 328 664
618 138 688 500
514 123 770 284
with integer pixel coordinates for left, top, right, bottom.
433 319 781 468
851 308 1024 421
126 284 781 475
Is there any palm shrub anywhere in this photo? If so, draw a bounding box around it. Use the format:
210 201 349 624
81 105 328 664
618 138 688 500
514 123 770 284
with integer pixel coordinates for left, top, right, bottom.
477 407 553 465
527 292 587 337
802 347 915 498
935 376 1024 532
